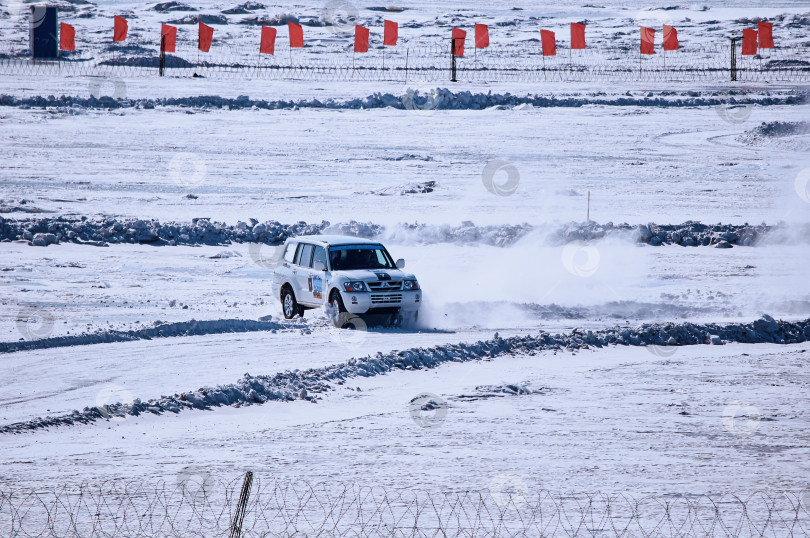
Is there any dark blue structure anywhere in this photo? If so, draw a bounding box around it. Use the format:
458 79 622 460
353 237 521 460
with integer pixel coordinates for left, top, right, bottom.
29 5 58 59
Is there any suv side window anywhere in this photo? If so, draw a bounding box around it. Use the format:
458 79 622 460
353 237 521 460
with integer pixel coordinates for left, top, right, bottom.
312 246 327 269
283 243 297 263
296 243 314 267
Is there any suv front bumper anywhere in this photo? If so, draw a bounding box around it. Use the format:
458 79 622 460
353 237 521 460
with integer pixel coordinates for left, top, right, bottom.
341 289 421 315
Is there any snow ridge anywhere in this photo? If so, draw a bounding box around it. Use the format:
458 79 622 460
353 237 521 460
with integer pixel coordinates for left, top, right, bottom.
0 89 806 112
0 318 304 354
2 315 807 434
1 216 797 248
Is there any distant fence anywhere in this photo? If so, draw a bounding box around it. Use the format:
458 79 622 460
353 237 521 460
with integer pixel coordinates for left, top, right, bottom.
0 37 808 82
2 475 810 537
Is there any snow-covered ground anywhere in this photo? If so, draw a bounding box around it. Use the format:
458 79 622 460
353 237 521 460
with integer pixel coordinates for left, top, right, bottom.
3 340 810 494
2 0 810 535
2 84 809 225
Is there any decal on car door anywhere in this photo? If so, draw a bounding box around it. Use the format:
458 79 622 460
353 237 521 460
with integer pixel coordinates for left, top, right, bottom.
310 274 323 299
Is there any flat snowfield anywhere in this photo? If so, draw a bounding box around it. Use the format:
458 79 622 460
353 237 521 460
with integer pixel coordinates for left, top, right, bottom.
1 0 810 535
1 87 809 225
2 339 810 493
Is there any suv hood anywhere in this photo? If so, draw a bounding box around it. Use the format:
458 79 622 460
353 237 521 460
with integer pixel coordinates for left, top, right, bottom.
334 268 415 281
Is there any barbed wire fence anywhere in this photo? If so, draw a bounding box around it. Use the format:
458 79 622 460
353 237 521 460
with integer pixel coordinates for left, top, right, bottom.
2 474 810 537
0 34 808 83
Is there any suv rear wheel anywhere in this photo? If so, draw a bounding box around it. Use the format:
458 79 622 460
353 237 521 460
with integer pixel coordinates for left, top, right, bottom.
281 287 303 319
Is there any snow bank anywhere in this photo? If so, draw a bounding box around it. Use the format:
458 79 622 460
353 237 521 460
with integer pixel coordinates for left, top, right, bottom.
744 121 810 139
0 318 304 354
382 221 534 247
0 88 805 112
557 221 777 247
0 216 339 247
737 121 810 151
2 315 808 434
388 220 782 248
1 216 798 248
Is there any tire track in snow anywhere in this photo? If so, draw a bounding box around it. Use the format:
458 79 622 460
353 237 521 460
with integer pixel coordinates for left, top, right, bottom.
1 315 808 434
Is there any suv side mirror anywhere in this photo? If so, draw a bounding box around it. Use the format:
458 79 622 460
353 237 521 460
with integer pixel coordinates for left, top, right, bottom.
313 261 327 271
396 258 405 269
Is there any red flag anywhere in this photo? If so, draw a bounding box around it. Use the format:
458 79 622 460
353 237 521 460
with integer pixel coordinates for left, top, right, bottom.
260 26 276 54
640 26 655 55
114 15 128 42
60 22 75 51
571 22 586 49
384 20 398 46
161 24 177 53
475 23 489 48
451 27 466 57
198 21 214 52
663 25 678 51
742 28 757 55
758 22 774 49
354 24 369 53
541 29 556 56
288 21 304 48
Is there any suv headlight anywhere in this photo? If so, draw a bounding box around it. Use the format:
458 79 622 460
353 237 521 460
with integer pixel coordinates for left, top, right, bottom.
403 280 419 290
342 281 368 292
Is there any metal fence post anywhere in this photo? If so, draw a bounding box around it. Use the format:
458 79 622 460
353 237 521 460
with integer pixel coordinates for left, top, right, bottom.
451 37 457 82
161 35 166 75
730 37 737 82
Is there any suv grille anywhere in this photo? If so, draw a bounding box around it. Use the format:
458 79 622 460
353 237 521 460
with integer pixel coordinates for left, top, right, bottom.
367 281 402 291
371 294 402 304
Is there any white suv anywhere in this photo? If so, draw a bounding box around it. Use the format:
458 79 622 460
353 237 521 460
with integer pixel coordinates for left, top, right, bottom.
272 235 421 326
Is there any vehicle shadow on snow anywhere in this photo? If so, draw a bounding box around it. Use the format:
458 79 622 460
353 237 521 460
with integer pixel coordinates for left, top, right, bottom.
365 318 454 335
313 312 454 334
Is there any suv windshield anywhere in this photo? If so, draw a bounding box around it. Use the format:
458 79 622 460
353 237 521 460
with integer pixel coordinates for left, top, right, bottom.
329 245 396 271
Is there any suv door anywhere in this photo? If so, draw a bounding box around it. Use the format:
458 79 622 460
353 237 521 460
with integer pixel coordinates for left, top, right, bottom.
293 243 315 306
307 246 328 305
274 241 298 292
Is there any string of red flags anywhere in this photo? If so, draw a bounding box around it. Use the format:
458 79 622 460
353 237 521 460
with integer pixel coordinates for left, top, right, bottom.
113 16 127 42
663 25 679 51
198 21 214 52
384 20 398 46
56 17 782 58
260 26 276 54
571 23 586 49
742 28 758 55
451 27 466 56
288 21 304 48
475 24 489 48
541 29 556 56
161 24 177 52
354 24 369 53
59 22 75 51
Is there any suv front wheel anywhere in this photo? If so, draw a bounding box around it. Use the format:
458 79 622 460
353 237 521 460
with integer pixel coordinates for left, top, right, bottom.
329 291 360 329
329 290 347 315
